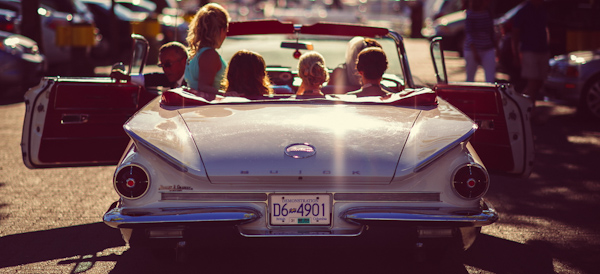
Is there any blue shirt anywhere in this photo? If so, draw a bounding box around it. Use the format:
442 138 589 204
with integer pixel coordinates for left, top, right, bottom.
184 47 227 91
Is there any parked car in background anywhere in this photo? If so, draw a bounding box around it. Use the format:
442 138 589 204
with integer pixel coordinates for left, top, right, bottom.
82 0 161 65
0 0 97 76
116 0 188 46
421 9 466 56
496 0 600 85
157 3 187 45
143 0 187 45
544 49 600 120
0 5 18 33
21 20 534 262
425 0 463 21
116 0 156 13
0 30 45 99
421 0 522 58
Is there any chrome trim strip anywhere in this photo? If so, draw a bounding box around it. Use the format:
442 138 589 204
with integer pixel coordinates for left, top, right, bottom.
334 192 440 202
161 192 268 202
342 204 498 227
103 206 261 228
414 125 477 172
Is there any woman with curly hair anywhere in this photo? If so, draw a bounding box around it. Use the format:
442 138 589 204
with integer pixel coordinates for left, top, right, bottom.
184 3 230 100
223 50 273 98
296 51 329 96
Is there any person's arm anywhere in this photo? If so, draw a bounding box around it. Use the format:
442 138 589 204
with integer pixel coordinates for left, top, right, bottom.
110 69 145 86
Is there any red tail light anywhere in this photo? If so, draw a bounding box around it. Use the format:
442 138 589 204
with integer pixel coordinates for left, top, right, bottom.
565 66 579 78
0 22 15 32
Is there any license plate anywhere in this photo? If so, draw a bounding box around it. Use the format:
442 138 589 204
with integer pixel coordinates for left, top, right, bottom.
269 194 331 226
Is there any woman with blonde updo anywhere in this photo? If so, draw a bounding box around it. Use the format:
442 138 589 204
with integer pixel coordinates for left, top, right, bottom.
296 52 329 96
223 50 273 98
184 3 230 100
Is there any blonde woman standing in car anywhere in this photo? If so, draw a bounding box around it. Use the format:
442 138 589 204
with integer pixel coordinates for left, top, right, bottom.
184 3 230 100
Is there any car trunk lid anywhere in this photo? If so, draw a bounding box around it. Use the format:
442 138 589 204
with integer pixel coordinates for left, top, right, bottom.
179 103 420 184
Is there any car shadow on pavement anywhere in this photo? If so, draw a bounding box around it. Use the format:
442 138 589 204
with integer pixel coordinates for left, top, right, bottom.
482 101 600 274
0 223 123 269
465 234 555 273
107 243 470 274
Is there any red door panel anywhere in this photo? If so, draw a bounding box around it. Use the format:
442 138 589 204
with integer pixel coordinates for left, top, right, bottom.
437 83 517 173
24 78 159 168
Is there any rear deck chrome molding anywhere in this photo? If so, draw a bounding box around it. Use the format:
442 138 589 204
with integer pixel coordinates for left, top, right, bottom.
161 192 438 202
103 206 261 228
161 192 268 202
334 192 440 202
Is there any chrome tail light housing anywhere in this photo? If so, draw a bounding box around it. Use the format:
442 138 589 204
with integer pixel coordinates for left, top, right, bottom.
452 164 489 200
114 165 150 199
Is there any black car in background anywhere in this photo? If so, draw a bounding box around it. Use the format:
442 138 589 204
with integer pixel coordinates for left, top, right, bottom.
0 0 97 76
82 0 170 65
0 30 45 99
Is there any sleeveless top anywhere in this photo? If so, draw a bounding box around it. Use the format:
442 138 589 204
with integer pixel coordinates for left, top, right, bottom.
184 47 227 91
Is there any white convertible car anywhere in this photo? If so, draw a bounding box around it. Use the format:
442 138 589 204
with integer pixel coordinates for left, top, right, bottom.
21 20 533 260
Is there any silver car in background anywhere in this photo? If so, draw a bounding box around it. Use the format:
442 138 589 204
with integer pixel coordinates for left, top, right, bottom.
545 50 600 120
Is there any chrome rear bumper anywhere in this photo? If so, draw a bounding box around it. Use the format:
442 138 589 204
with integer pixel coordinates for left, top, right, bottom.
103 206 261 229
104 201 497 232
342 202 498 227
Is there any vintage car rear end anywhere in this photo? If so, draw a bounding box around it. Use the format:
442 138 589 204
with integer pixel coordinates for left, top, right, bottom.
103 91 497 253
21 20 534 262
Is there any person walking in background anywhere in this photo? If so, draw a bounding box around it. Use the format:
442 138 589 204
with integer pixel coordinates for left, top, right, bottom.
511 0 549 104
463 0 496 83
184 3 230 100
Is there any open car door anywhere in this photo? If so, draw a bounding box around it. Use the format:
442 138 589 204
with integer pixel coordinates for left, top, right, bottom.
21 35 159 168
430 37 535 177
